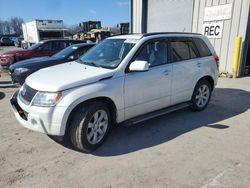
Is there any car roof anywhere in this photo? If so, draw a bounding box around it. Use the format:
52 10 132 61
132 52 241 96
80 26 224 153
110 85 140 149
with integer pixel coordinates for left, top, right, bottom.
71 43 96 48
109 32 202 40
41 39 82 43
109 34 143 40
142 32 202 37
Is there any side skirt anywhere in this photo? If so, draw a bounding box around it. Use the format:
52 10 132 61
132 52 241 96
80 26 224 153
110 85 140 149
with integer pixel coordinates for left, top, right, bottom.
122 102 191 126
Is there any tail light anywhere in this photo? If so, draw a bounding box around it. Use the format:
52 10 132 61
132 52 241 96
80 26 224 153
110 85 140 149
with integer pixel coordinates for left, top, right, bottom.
214 54 219 70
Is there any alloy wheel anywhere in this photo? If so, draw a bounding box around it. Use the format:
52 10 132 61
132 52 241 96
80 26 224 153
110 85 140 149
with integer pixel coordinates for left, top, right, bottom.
195 84 210 108
86 110 108 144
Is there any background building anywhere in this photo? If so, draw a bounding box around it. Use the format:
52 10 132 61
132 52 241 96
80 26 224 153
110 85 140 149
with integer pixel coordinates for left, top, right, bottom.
131 0 250 76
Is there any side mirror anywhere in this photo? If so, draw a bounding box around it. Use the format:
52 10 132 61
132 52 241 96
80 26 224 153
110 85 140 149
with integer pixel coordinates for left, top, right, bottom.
129 60 149 72
68 55 74 60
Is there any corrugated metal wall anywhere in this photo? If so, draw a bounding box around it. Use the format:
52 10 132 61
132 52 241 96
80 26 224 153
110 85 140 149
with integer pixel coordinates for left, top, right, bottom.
132 0 250 74
147 0 193 32
132 0 143 33
192 0 250 74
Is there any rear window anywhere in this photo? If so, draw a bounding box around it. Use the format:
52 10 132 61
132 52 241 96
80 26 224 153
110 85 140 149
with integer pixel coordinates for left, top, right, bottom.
193 38 212 57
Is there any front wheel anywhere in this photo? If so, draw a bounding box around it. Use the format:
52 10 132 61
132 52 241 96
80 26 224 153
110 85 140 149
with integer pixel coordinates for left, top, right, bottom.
70 102 111 152
190 79 212 111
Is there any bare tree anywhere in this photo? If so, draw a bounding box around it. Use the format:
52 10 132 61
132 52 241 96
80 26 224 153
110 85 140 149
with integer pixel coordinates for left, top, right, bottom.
67 25 82 35
0 20 4 35
4 21 12 34
10 17 24 35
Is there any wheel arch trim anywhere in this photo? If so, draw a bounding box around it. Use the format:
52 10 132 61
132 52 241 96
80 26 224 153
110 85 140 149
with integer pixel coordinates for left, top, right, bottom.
61 96 118 136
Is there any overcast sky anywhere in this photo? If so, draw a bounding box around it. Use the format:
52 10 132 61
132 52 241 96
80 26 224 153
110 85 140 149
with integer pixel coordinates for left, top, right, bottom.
0 0 130 27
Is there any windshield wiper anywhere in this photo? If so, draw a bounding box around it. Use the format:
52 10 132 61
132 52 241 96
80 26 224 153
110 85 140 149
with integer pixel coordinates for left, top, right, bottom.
83 61 102 68
78 59 112 69
76 58 84 63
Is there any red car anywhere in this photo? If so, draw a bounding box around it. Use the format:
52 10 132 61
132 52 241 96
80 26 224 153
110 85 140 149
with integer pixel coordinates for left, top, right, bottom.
0 39 83 67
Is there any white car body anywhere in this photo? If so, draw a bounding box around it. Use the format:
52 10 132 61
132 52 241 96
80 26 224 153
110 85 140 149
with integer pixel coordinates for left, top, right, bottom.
11 33 219 136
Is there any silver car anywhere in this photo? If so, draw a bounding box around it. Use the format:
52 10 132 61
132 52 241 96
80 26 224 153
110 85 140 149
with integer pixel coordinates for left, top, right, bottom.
11 32 219 152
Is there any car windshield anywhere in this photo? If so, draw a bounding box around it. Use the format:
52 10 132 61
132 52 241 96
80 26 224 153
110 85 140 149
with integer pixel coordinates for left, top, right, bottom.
52 46 79 58
78 39 136 69
27 42 44 50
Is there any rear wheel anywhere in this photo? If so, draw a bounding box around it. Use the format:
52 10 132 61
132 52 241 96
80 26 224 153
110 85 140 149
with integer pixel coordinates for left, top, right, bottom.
70 102 111 152
190 79 211 111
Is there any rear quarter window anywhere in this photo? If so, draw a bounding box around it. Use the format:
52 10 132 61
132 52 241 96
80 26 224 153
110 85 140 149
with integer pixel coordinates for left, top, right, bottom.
193 38 212 57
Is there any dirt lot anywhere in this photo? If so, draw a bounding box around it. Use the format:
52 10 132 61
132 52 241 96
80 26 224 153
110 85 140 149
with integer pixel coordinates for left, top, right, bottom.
0 46 22 55
0 70 250 187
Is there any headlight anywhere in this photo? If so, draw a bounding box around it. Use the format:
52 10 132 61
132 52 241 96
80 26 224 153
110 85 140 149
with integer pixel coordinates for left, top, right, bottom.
2 54 12 57
32 91 62 107
14 68 29 74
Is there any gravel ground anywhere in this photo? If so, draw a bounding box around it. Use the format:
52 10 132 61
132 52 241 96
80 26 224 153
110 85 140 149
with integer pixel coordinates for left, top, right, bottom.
0 46 22 55
0 71 250 188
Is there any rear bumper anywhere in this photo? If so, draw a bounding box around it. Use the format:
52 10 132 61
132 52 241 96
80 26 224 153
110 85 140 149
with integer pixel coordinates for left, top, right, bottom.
10 90 66 136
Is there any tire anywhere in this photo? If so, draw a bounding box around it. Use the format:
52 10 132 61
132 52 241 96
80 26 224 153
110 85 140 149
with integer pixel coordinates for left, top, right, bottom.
190 79 212 111
69 101 111 152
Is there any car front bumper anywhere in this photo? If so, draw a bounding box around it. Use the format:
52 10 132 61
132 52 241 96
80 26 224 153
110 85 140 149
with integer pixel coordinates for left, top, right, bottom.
10 90 67 136
10 72 26 85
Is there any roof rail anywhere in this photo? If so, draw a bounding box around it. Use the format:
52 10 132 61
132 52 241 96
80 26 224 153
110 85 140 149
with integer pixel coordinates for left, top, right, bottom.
142 32 202 37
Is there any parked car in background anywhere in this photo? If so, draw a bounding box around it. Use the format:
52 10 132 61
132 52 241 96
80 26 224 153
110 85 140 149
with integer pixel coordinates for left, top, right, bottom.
0 37 13 46
12 37 24 47
0 39 84 67
9 43 95 85
10 33 219 152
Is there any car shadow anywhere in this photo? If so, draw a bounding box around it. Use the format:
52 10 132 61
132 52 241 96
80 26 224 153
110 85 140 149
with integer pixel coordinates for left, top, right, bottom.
0 91 5 100
52 88 250 156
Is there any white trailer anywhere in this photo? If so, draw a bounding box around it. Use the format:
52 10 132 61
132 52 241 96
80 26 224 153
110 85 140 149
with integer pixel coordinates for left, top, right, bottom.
22 19 67 48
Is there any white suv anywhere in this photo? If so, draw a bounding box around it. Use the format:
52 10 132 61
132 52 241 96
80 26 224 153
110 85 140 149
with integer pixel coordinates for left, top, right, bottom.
11 33 219 152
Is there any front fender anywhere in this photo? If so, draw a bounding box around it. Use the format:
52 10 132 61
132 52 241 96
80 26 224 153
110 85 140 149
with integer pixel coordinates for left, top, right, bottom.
58 76 125 135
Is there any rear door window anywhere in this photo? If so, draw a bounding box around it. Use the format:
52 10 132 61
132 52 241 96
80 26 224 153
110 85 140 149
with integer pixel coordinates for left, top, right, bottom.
169 38 199 62
188 40 199 59
38 42 53 51
170 40 189 62
193 38 212 57
53 41 67 51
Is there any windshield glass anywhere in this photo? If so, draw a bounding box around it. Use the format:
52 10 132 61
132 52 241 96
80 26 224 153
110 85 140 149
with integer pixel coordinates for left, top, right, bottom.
90 22 101 29
78 39 135 69
27 42 44 50
52 46 78 58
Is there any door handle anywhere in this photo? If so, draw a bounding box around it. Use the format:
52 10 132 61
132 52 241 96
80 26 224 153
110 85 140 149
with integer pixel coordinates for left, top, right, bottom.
163 69 171 75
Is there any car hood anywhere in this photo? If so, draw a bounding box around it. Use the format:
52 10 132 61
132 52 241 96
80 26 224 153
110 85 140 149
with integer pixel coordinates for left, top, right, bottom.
9 57 58 70
0 49 29 56
26 62 116 92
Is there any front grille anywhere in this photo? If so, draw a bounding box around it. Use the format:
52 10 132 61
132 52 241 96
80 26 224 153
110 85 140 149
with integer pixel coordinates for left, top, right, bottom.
20 84 37 103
